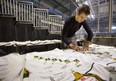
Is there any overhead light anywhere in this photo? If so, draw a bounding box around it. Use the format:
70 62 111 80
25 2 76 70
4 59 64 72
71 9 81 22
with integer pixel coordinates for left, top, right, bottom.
112 26 116 30
76 0 79 2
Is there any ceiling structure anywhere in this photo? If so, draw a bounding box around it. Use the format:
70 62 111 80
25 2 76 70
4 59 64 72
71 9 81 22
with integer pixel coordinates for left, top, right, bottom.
39 0 98 19
38 0 85 19
31 0 111 20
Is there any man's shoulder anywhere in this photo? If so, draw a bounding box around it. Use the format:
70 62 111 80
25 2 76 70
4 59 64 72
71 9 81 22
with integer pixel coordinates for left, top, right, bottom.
68 16 75 20
66 16 75 22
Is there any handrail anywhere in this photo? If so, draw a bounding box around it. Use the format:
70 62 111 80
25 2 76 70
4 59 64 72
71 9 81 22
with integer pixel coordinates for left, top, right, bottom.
0 0 16 16
16 1 33 23
0 0 64 34
48 15 63 34
33 8 49 29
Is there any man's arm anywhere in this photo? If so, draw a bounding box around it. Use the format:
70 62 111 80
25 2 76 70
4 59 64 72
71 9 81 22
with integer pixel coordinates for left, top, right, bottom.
81 20 93 52
62 20 71 46
62 20 80 50
81 20 93 41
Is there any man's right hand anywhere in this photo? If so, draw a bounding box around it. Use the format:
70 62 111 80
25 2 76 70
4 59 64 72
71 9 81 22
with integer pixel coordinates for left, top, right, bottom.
69 43 80 51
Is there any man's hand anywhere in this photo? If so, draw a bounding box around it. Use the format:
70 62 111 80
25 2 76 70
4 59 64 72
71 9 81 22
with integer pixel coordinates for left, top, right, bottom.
69 43 80 51
82 45 89 53
82 41 91 53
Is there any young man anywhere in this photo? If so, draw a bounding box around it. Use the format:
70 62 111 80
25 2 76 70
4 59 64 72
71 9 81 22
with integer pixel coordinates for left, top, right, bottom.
62 4 93 52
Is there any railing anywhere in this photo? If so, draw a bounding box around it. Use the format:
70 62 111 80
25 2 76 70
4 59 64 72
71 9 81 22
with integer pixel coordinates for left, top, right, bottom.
48 15 63 34
62 20 64 29
0 0 16 16
0 0 64 34
16 1 33 23
33 8 49 29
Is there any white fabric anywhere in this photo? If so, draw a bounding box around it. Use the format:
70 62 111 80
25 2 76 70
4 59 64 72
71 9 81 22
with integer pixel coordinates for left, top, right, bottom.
24 48 111 81
0 44 115 81
0 40 61 46
0 54 25 81
25 49 75 81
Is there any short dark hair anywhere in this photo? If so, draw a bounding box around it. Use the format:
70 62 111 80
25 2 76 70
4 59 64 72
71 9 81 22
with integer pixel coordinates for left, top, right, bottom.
78 4 90 15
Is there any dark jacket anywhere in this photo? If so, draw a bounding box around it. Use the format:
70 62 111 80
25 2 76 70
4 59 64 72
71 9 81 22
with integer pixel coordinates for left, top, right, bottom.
62 16 93 45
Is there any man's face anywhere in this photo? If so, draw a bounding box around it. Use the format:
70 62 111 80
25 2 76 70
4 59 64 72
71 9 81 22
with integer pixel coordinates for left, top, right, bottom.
76 13 88 23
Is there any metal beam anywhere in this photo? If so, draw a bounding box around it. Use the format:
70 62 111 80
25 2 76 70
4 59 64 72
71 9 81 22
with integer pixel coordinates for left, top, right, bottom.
53 0 68 9
52 0 70 13
108 0 112 33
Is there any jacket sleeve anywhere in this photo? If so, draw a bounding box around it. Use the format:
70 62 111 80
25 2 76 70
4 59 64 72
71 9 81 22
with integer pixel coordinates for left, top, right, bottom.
62 20 71 46
81 20 93 41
